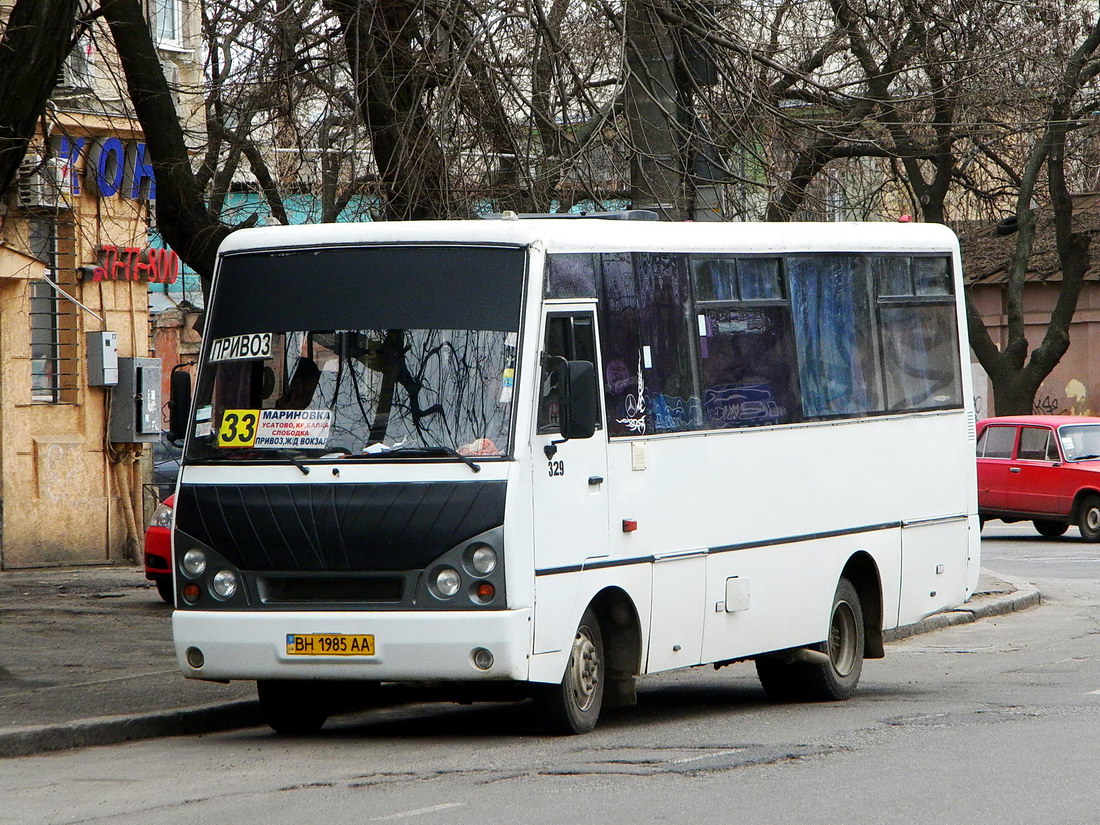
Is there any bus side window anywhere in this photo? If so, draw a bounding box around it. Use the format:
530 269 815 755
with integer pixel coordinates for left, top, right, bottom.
538 314 597 433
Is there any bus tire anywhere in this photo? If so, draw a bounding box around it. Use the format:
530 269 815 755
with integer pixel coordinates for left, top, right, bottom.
257 680 328 735
755 577 864 702
532 608 604 734
1079 496 1100 541
1033 519 1068 537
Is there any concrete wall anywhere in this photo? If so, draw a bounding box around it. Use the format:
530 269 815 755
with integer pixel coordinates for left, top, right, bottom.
968 280 1100 416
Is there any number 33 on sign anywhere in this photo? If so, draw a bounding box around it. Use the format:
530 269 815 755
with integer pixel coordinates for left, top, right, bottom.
219 409 259 447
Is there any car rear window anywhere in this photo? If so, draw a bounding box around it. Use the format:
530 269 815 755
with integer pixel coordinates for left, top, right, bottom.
977 425 1015 458
1018 427 1059 461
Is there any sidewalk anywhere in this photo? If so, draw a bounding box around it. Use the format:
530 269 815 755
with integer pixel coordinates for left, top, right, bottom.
0 565 1040 758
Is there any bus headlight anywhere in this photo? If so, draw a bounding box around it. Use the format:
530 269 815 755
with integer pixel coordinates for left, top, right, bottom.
182 548 207 578
434 567 461 598
211 569 239 599
469 545 497 575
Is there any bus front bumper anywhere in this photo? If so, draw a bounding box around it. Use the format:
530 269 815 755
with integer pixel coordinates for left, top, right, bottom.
172 608 533 682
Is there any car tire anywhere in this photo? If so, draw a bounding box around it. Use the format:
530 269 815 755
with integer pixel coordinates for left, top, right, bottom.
154 576 174 604
1079 496 1100 541
1033 519 1068 538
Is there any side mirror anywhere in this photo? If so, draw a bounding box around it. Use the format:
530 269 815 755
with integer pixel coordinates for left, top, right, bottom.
557 360 598 440
166 367 192 443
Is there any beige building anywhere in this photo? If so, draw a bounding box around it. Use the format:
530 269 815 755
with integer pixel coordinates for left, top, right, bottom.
963 201 1100 418
0 0 202 568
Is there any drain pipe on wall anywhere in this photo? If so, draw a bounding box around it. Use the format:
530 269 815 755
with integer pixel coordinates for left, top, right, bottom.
109 444 143 564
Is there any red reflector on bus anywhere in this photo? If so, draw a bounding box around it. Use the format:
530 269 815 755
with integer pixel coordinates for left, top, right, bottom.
182 583 201 603
476 582 495 602
622 519 638 532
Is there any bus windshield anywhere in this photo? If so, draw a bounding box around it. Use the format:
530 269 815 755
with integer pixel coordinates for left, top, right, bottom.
185 244 525 463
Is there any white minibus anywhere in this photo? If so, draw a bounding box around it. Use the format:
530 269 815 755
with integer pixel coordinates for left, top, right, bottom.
170 215 979 734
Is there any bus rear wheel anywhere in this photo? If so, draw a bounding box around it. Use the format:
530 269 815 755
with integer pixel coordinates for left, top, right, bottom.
532 608 604 734
756 577 865 702
257 680 329 735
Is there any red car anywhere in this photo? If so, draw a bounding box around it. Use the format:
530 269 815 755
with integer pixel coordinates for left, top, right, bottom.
976 415 1100 539
144 494 175 603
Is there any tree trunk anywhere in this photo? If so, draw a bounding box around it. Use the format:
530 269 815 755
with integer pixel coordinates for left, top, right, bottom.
326 0 448 221
624 0 687 219
102 0 229 298
0 0 80 196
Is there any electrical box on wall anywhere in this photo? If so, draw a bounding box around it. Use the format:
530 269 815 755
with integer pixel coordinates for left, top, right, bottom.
86 331 119 386
109 358 162 443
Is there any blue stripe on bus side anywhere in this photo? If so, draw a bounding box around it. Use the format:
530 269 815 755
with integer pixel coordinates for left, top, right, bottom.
532 519 948 577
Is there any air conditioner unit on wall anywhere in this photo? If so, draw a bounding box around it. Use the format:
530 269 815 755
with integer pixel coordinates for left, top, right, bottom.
56 41 94 93
17 156 71 211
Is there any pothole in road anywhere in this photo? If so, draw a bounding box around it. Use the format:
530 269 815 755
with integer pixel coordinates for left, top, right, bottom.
885 706 1046 727
539 743 844 776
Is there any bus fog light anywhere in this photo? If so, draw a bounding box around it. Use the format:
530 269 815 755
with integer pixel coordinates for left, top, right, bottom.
186 647 205 668
182 548 207 577
472 648 494 670
435 568 461 598
211 570 239 599
470 545 497 575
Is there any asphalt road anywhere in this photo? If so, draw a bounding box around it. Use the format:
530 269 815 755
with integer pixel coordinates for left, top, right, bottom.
4 529 1099 825
981 519 1100 579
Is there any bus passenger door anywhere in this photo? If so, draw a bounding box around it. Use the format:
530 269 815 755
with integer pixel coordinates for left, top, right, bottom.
531 310 609 654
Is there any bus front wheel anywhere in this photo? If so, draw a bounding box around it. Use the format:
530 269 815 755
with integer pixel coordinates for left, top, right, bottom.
533 608 604 734
756 577 865 702
257 680 329 735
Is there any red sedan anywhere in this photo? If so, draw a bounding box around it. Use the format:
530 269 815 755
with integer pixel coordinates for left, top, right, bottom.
144 494 175 602
976 415 1100 539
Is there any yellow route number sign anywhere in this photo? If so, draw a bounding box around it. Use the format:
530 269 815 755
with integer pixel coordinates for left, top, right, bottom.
218 409 260 447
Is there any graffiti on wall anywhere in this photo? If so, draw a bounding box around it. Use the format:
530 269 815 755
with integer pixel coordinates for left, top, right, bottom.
1031 379 1092 416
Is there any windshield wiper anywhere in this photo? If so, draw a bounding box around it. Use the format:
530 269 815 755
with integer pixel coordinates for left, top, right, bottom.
1074 453 1100 461
367 445 481 473
270 448 311 475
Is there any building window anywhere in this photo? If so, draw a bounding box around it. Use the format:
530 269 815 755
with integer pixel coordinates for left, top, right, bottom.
30 281 70 402
151 0 180 44
28 218 78 404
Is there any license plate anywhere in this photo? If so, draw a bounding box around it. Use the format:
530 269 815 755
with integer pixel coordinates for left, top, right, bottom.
285 633 375 656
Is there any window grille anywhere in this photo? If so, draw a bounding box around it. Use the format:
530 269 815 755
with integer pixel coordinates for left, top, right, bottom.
28 218 79 404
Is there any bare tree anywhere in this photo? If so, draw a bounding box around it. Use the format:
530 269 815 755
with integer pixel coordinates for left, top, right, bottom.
967 13 1100 413
0 0 81 195
42 0 1097 415
101 0 229 292
648 0 1100 413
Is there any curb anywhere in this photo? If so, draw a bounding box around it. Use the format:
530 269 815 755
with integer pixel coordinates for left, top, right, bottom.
883 574 1041 643
1 578 1042 759
0 699 263 759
